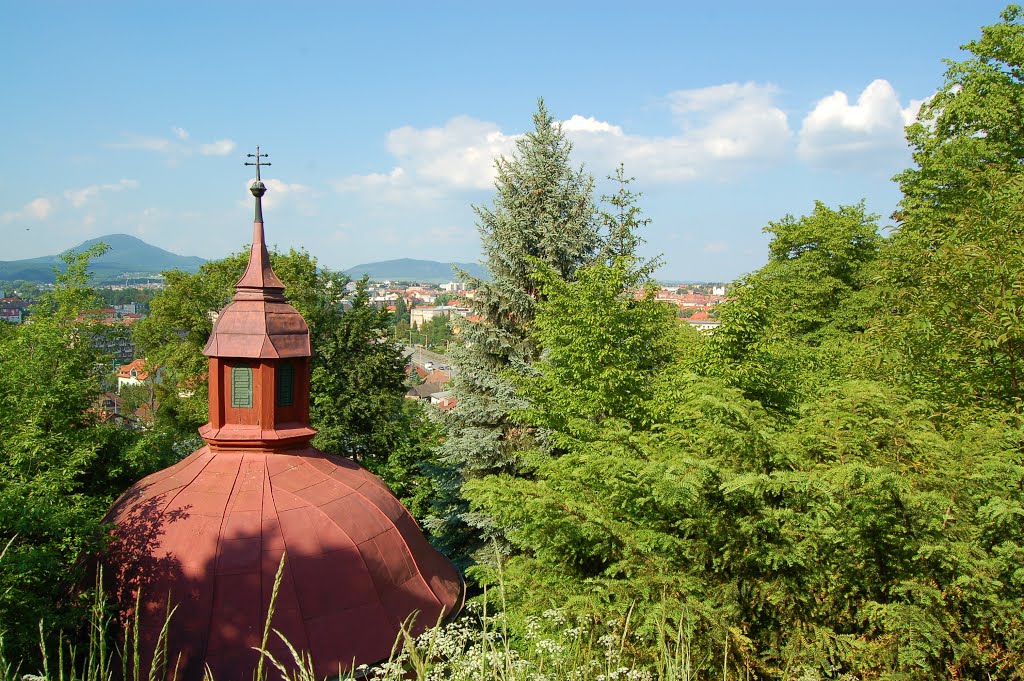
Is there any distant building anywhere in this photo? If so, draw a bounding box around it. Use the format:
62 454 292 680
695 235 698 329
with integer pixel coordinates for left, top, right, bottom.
114 302 141 315
117 358 161 392
370 292 400 308
440 281 466 293
430 391 456 410
405 287 436 305
0 297 26 324
410 305 469 328
79 308 144 363
686 311 721 332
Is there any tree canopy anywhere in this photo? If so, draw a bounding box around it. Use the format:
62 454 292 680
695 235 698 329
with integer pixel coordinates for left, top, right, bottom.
0 246 176 663
429 99 600 563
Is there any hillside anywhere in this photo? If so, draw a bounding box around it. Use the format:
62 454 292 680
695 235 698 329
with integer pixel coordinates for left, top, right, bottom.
344 258 488 284
0 234 206 283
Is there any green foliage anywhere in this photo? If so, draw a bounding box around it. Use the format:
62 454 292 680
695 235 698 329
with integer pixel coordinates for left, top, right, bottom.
430 98 600 563
391 295 410 326
0 280 44 300
131 254 244 435
878 6 1024 414
513 257 679 448
877 158 1024 415
95 288 155 310
459 48 1024 672
369 400 446 523
598 165 660 283
117 383 154 418
410 313 454 350
432 292 459 307
699 201 881 414
0 246 174 665
897 5 1024 227
309 278 409 467
9 14 1024 677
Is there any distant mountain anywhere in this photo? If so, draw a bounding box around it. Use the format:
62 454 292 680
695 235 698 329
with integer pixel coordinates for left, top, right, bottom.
345 258 489 284
0 234 206 283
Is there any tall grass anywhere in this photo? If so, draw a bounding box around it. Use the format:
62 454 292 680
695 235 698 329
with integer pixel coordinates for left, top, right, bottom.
0 574 179 681
1 548 704 681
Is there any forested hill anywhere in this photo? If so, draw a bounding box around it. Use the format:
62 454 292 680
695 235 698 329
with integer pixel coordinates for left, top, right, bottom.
344 257 488 283
0 234 206 283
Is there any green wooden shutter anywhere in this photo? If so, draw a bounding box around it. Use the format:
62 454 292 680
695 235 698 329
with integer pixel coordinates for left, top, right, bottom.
276 362 294 407
231 366 253 408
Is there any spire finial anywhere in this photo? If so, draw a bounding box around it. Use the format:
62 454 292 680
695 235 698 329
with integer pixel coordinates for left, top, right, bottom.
234 146 285 296
244 146 270 222
245 145 271 182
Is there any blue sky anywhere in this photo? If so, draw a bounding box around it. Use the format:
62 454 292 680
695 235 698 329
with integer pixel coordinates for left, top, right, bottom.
0 1 1011 282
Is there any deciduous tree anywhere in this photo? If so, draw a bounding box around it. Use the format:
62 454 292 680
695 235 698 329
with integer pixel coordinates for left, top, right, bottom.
698 201 881 413
0 246 173 663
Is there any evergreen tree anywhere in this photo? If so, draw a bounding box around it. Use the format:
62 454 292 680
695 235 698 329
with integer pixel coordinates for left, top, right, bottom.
428 99 599 563
598 165 659 283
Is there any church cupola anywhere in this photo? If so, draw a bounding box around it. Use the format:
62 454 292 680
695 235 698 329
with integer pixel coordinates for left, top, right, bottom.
199 147 316 450
102 148 464 681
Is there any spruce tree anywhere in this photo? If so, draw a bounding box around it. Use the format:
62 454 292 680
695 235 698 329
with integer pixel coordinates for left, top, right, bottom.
427 99 599 563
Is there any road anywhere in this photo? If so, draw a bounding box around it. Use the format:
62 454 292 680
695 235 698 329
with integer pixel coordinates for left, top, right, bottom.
403 345 457 377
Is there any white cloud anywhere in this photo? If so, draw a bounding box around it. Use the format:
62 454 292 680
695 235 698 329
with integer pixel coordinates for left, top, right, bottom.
564 82 791 183
200 139 236 156
669 82 791 161
1 197 54 223
241 178 313 211
337 116 518 194
331 166 445 203
334 167 407 192
172 126 190 141
264 179 310 195
340 86 791 202
24 198 52 219
797 79 919 168
903 98 926 127
385 116 520 190
562 115 624 135
64 178 139 207
703 240 729 254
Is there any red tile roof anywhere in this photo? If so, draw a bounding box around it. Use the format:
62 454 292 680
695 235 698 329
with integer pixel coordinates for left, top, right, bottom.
117 358 151 381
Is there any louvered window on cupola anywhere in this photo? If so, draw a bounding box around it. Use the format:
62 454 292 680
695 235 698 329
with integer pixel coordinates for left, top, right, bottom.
277 361 295 407
231 365 253 408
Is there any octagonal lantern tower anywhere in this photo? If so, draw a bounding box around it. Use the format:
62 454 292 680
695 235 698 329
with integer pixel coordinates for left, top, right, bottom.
103 150 464 681
198 173 317 451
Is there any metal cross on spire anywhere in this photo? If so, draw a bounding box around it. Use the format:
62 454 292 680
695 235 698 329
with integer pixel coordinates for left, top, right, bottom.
245 145 271 181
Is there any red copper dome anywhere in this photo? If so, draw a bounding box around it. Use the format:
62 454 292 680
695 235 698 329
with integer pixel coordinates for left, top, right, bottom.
103 152 463 680
105 446 463 680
